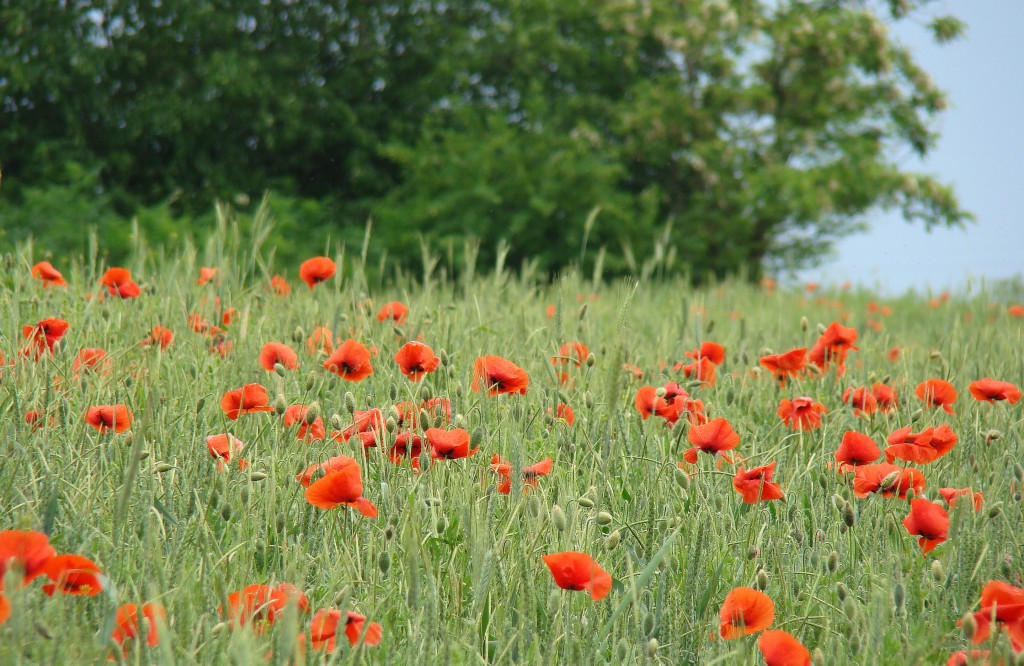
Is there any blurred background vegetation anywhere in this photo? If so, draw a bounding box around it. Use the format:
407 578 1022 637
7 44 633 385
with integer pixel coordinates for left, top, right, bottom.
0 0 970 280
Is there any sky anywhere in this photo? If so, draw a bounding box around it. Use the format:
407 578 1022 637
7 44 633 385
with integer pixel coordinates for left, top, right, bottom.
797 3 1024 295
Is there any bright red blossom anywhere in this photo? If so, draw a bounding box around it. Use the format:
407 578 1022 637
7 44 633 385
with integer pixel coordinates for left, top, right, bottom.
299 257 336 289
542 552 611 601
222 583 309 631
100 267 141 299
376 301 409 324
310 609 383 651
41 554 104 596
394 341 440 381
85 404 134 433
759 348 807 384
112 602 165 650
323 339 374 381
852 463 926 499
834 432 881 472
777 397 826 431
472 356 529 395
719 587 775 639
969 378 1022 404
758 630 812 666
915 379 958 414
32 261 67 287
305 461 377 517
902 499 949 554
220 384 274 419
733 463 784 504
426 427 478 460
0 529 56 587
259 342 299 371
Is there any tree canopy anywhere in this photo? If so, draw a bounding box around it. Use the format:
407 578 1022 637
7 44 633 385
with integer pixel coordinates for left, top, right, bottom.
0 0 969 279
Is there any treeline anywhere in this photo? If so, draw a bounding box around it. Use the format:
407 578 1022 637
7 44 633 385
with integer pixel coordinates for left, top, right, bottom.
0 0 968 278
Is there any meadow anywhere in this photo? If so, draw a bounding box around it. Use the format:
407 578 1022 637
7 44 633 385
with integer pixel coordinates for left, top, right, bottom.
1 217 1023 665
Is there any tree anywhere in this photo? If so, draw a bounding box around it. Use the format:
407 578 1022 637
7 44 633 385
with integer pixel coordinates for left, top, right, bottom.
0 0 969 278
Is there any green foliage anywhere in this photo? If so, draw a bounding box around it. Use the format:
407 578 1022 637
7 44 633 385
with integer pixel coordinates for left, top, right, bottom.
0 0 971 278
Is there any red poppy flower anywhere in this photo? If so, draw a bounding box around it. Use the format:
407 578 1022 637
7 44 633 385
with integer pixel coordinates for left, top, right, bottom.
85 404 134 433
299 257 336 289
472 356 529 395
222 583 309 631
733 463 784 504
1009 305 1024 318
915 379 958 414
834 432 881 472
960 580 1024 652
197 267 218 285
852 463 925 499
210 338 234 358
0 529 56 587
305 461 378 517
938 487 983 511
306 327 336 356
259 342 299 372
394 341 440 381
945 651 997 666
758 629 811 666
719 587 775 639
777 397 826 431
678 357 717 387
206 433 247 471
872 383 898 411
552 341 589 367
426 427 478 460
21 318 70 358
73 347 112 377
283 404 326 442
310 609 383 651
420 397 451 425
759 348 807 384
545 304 556 319
100 267 141 299
842 387 878 417
323 339 374 381
40 554 104 596
902 499 949 554
31 261 67 288
683 417 740 464
296 455 360 487
685 341 726 366
542 552 612 601
269 275 291 296
884 425 958 464
490 454 554 494
332 409 385 442
969 378 1022 404
24 409 51 430
221 307 236 326
0 594 8 626
809 322 858 374
112 602 165 650
376 301 408 324
635 386 678 422
548 402 575 426
388 432 423 468
220 384 274 419
623 362 644 379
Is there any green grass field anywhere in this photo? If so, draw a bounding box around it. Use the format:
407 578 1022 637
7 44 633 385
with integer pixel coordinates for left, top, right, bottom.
1 219 1023 665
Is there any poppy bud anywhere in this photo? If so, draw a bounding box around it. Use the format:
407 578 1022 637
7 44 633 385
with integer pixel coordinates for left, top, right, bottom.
756 568 769 591
332 587 350 607
330 414 343 430
596 511 613 526
928 350 942 361
931 560 945 582
646 638 658 658
812 648 826 666
455 382 464 397
836 582 849 601
439 349 449 365
386 417 397 433
800 316 809 331
273 362 286 377
893 582 905 611
275 512 286 533
435 516 447 534
817 323 827 334
292 326 304 343
654 387 667 398
605 530 621 550
616 640 629 662
248 471 267 481
453 414 466 428
305 371 316 392
827 551 838 573
378 551 391 575
960 612 978 640
988 505 1002 519
578 497 595 509
419 448 431 471
212 622 230 636
984 429 1003 443
529 494 544 518
392 326 405 338
551 504 568 531
585 353 596 367
910 408 924 423
418 386 433 403
138 450 150 461
584 391 595 408
342 392 355 414
1015 464 1024 483
385 524 395 540
305 402 320 424
274 394 287 414
154 462 174 474
843 597 858 621
577 303 588 320
841 502 855 527
879 471 901 492
220 504 232 521
674 467 690 490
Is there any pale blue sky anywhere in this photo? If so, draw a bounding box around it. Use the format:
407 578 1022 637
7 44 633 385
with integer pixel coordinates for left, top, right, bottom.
798 3 1024 295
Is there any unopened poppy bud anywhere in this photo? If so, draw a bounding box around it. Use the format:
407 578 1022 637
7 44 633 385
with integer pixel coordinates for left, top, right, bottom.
843 597 858 621
817 323 827 334
273 362 286 377
654 387 667 398
305 402 320 424
292 326 304 343
583 391 594 408
596 511 613 526
577 303 588 320
439 349 449 365
543 411 554 426
1015 464 1024 483
220 504 232 521
812 648 826 666
123 433 134 447
385 524 395 541
674 467 691 489
842 501 855 527
827 551 838 573
34 621 53 640
578 497 595 509
928 350 942 361
747 546 759 560
961 612 978 640
332 587 350 607
529 494 544 518
388 383 399 401
455 381 464 397
275 512 286 532
378 551 391 575
248 471 267 481
893 582 905 611
212 622 230 636
330 414 343 430
274 394 287 414
605 530 621 550
154 462 174 473
836 582 849 601
453 414 466 428
138 450 150 461
642 611 656 637
585 353 596 367
551 504 568 531
419 386 433 402
800 316 809 331
343 392 356 414
305 371 316 392
984 429 1003 443
385 417 397 433
931 560 945 582
101 305 111 319
392 326 405 338
435 516 448 534
756 569 769 591
988 505 1002 519
880 471 901 491
196 397 205 413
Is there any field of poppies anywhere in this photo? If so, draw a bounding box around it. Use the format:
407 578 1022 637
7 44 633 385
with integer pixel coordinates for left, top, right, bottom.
2 226 1024 665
